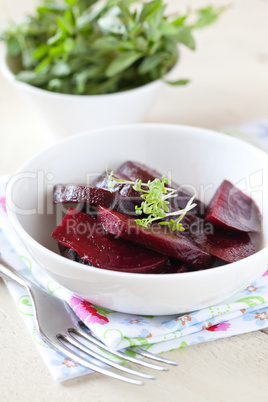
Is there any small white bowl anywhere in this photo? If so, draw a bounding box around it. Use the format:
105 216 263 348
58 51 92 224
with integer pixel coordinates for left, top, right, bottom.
0 49 165 138
5 124 268 315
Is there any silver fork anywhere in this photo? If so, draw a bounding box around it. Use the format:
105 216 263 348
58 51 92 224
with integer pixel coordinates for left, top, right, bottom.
0 258 177 385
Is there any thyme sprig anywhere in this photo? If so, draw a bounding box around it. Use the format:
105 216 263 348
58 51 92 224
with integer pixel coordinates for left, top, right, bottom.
107 168 196 231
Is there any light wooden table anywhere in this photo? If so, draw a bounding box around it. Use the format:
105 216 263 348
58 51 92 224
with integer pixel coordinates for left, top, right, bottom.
1 1 268 401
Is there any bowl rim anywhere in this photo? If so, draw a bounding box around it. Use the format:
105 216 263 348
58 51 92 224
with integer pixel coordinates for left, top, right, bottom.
0 45 173 100
5 122 268 280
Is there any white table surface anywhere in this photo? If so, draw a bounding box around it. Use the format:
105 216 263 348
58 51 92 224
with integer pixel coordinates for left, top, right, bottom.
1 1 268 401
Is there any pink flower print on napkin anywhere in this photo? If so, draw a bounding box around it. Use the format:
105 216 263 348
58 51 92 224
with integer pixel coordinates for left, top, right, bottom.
70 296 109 325
206 322 231 332
0 197 7 213
262 270 268 277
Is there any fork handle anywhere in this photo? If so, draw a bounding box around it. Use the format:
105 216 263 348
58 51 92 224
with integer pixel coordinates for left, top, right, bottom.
0 259 29 289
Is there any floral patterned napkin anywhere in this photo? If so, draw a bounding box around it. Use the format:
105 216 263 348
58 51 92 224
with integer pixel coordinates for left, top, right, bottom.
1 119 268 382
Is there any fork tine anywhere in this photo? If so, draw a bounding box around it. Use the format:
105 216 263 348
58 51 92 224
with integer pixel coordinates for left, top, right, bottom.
129 347 178 366
66 330 156 380
77 325 168 371
51 336 144 385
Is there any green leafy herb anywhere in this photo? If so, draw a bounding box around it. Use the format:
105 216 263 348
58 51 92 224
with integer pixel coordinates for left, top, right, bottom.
1 0 224 95
107 168 196 231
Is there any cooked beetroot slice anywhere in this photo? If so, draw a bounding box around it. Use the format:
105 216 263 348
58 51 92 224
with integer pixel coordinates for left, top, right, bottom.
205 180 262 233
93 171 141 202
116 161 206 217
52 208 168 273
190 222 255 263
116 161 162 184
53 185 114 204
58 241 168 273
98 206 212 269
58 242 188 274
92 171 142 216
180 214 256 262
53 185 136 215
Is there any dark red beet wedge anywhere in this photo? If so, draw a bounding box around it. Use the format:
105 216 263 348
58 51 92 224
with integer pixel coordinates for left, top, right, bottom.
190 223 256 263
98 206 212 269
93 171 141 203
116 161 206 217
181 214 256 263
205 180 262 233
59 242 189 274
92 171 142 216
53 185 136 215
116 161 162 184
53 185 115 204
52 208 168 273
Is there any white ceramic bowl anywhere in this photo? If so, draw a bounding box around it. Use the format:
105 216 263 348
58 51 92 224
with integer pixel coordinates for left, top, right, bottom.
0 48 164 138
5 124 268 315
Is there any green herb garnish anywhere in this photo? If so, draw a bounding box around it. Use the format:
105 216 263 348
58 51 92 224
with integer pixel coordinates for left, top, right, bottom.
107 168 196 231
0 0 224 95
